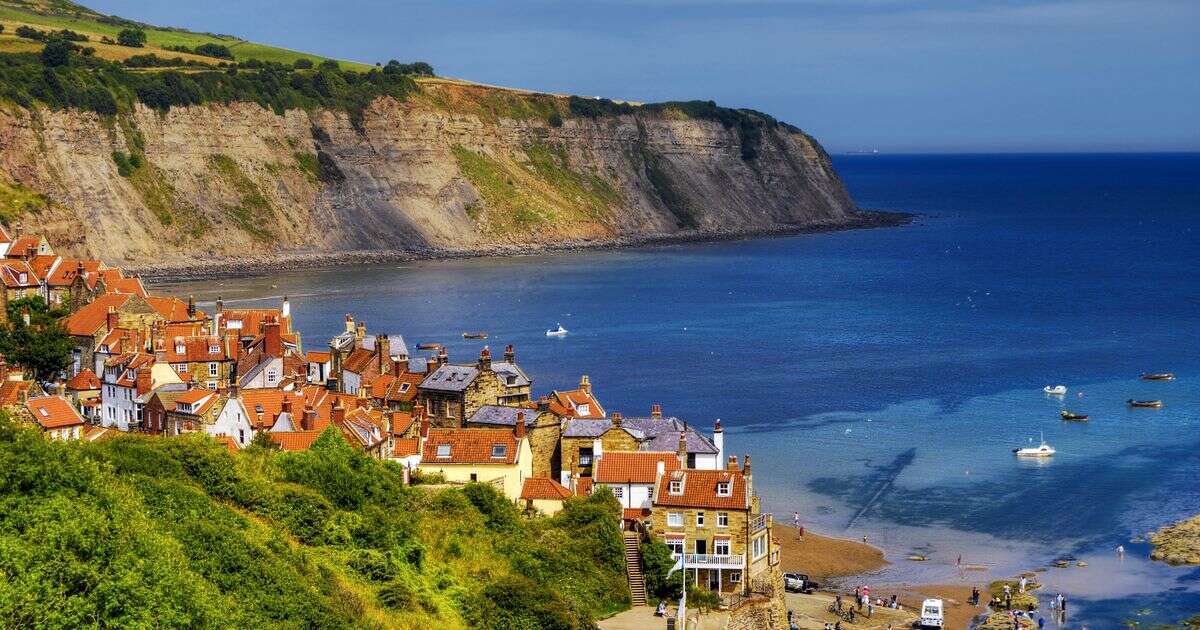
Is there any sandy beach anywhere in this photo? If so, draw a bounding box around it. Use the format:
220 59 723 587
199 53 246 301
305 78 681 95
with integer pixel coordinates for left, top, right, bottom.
776 524 889 579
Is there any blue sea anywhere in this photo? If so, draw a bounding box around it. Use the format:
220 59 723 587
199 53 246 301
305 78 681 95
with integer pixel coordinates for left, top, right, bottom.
159 153 1200 628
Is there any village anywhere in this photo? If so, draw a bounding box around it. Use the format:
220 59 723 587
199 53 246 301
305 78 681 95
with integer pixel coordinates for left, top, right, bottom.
0 225 816 629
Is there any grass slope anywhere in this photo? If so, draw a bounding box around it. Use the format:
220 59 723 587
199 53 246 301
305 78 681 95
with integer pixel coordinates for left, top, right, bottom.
0 418 629 629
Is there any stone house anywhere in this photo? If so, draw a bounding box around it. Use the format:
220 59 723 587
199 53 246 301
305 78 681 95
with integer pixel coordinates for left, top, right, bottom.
649 455 779 596
24 395 85 440
559 410 724 485
417 421 534 500
325 315 408 395
592 450 682 524
465 404 562 479
417 346 531 428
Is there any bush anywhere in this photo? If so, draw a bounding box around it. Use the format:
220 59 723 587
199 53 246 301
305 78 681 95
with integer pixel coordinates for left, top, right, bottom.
193 43 234 59
40 40 74 67
641 538 683 600
117 28 147 48
15 25 45 41
462 482 520 532
293 58 313 69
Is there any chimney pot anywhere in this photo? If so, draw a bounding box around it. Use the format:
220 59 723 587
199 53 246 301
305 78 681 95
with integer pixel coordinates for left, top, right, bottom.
504 344 514 363
514 412 526 439
611 412 622 427
651 403 662 418
727 455 738 471
579 374 591 395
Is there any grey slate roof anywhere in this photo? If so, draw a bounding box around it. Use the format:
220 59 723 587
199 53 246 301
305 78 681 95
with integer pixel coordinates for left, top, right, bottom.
561 416 719 454
467 405 536 427
491 362 530 387
329 332 409 359
419 365 479 392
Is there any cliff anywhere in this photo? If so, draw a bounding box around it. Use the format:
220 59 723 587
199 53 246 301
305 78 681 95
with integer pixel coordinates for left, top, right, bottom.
0 79 871 276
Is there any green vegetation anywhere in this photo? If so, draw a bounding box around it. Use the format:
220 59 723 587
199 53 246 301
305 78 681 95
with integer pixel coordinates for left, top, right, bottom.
0 296 70 383
0 174 51 221
0 418 628 628
115 27 144 47
640 147 696 228
208 153 273 241
294 151 319 183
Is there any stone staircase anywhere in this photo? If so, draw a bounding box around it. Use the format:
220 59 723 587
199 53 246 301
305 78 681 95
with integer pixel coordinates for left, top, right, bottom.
623 531 647 606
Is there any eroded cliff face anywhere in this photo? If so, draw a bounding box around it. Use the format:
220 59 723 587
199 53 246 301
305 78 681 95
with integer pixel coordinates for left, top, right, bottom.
0 82 859 273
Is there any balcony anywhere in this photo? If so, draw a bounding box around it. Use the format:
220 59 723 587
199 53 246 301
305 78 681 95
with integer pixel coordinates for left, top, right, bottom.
671 553 746 570
750 513 771 533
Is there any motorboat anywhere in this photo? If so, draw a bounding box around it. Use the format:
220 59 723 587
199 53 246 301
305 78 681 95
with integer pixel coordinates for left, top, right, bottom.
1060 410 1089 421
545 324 568 337
416 343 441 350
1014 433 1055 457
1128 399 1163 408
1140 373 1176 381
1043 385 1067 395
462 332 488 340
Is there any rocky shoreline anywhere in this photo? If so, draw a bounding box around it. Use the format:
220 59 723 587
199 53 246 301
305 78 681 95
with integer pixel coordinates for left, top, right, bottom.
135 210 912 282
1150 514 1200 565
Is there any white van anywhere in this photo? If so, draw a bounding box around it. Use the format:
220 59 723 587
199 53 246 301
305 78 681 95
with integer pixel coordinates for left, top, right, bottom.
919 598 944 628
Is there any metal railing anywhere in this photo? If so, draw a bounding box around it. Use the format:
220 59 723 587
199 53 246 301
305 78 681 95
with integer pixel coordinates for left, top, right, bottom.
749 513 770 533
671 553 746 568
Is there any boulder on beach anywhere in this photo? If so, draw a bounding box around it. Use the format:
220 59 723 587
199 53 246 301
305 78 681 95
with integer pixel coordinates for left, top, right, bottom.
1150 514 1200 565
977 613 1036 630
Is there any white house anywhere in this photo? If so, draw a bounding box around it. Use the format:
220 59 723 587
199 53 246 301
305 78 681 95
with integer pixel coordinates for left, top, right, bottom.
593 451 682 518
101 355 183 431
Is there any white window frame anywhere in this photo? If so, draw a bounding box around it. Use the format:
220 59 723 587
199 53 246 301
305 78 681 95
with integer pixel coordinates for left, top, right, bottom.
667 512 683 527
714 539 730 555
669 480 683 495
208 362 218 377
490 444 507 459
696 511 705 527
436 444 451 458
717 482 731 497
718 512 729 528
612 486 624 499
729 571 742 583
752 534 767 560
666 538 684 555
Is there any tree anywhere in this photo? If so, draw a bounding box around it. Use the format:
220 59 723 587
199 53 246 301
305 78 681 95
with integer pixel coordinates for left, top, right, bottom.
248 429 279 451
0 296 71 383
117 28 146 48
40 39 74 67
292 58 313 70
318 59 340 71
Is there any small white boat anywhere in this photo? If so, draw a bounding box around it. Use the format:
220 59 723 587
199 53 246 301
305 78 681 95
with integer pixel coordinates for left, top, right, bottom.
1043 385 1067 395
1014 433 1056 457
545 323 568 337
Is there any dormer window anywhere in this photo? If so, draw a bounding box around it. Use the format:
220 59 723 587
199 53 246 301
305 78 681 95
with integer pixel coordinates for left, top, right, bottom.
399 383 410 393
209 344 220 354
669 480 683 495
717 482 731 497
18 272 27 284
577 403 589 415
505 375 517 385
436 444 451 458
491 444 507 459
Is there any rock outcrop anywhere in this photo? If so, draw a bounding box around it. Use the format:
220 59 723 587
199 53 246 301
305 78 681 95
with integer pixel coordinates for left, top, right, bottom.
0 81 869 275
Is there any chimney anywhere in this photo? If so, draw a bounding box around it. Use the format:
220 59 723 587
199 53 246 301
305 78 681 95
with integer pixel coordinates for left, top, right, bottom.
514 412 526 439
656 460 666 478
264 317 282 357
332 398 346 425
727 455 738 471
537 396 550 413
344 314 355 334
504 344 515 363
355 320 366 342
743 454 753 498
302 407 317 431
420 412 430 438
713 418 724 465
611 412 622 428
427 357 438 373
377 334 390 374
437 346 448 367
216 296 224 314
0 355 7 381
281 395 292 418
478 345 491 371
135 367 152 397
55 380 65 397
676 430 688 469
281 296 290 320
651 403 662 418
106 306 117 331
392 357 406 377
579 374 591 395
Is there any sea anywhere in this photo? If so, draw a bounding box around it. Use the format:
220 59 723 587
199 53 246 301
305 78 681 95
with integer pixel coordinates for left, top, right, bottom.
157 153 1200 628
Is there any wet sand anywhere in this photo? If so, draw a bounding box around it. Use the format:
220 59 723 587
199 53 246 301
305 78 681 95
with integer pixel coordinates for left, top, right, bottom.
776 525 889 579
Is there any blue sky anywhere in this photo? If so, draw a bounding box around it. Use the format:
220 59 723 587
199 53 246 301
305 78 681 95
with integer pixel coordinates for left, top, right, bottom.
86 0 1199 153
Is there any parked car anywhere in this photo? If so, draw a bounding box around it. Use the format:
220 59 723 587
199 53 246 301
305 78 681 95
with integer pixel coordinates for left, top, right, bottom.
918 598 944 628
782 572 819 593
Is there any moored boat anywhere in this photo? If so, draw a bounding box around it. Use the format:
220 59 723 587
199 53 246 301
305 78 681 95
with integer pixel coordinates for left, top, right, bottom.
1060 410 1088 421
416 343 441 350
1127 399 1163 408
545 323 568 337
462 332 488 340
1043 385 1067 395
1140 373 1176 381
1014 433 1055 457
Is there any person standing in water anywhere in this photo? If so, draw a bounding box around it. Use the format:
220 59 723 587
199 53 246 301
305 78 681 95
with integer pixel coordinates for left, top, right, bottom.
1117 544 1125 558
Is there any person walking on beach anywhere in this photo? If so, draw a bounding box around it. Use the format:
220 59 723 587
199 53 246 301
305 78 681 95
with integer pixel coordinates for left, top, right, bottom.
794 512 801 528
1019 576 1027 593
867 601 874 618
1038 615 1045 630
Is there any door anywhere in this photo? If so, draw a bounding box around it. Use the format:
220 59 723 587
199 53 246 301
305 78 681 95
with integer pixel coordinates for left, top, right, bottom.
695 539 707 554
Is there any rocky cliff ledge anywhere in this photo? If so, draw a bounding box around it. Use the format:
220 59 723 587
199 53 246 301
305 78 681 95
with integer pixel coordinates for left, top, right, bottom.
0 80 885 277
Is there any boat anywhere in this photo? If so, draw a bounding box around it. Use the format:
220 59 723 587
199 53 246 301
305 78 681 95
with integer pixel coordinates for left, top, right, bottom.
1043 385 1067 395
416 343 441 350
462 332 488 340
1140 373 1176 381
1060 410 1089 421
545 324 568 337
1128 399 1163 408
1013 433 1055 457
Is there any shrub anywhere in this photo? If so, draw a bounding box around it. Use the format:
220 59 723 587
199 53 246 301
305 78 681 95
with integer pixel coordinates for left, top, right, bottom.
548 112 563 128
40 40 74 67
117 28 147 48
293 58 313 69
193 43 234 59
641 538 683 600
15 25 45 41
462 482 520 532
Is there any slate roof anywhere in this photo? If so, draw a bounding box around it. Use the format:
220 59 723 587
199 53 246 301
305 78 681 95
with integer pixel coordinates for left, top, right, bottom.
467 404 535 427
419 365 479 393
561 416 719 454
491 362 530 387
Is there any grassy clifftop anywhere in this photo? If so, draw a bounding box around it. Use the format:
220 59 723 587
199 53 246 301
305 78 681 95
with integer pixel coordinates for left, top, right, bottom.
0 418 629 628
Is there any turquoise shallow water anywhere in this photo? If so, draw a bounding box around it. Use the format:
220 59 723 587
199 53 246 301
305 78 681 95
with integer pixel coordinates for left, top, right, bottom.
158 154 1200 627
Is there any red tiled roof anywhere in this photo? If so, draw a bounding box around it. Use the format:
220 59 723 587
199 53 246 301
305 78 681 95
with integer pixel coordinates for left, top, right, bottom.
176 389 215 405
623 508 652 521
145 296 196 321
28 254 58 279
306 351 331 363
219 309 288 337
66 368 101 390
653 469 749 511
25 396 85 429
552 388 606 419
269 431 321 451
594 451 681 484
520 477 573 501
213 434 240 452
0 260 41 288
422 428 520 464
342 347 375 374
63 293 132 336
0 380 35 406
576 477 593 496
44 259 103 287
5 235 42 259
163 335 231 363
392 437 420 457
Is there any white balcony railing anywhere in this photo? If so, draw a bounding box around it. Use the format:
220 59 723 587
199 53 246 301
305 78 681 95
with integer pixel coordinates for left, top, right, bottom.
750 513 770 533
672 553 746 569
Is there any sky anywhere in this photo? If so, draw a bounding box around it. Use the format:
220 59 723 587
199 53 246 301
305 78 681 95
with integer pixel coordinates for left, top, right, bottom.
85 0 1199 153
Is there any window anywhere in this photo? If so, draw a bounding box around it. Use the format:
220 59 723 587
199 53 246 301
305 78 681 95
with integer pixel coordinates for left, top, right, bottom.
491 444 507 459
436 444 451 458
612 486 624 499
578 448 593 467
714 540 730 555
717 482 731 497
208 362 218 376
729 571 742 583
469 473 477 482
209 344 220 354
399 383 410 393
267 369 277 384
577 403 590 416
238 429 245 444
696 512 705 527
667 512 683 527
174 363 187 373
666 538 684 555
718 512 729 528
752 534 767 560
669 480 683 495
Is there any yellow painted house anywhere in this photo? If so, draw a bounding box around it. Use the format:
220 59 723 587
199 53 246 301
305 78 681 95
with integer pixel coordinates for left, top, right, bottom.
418 423 533 499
